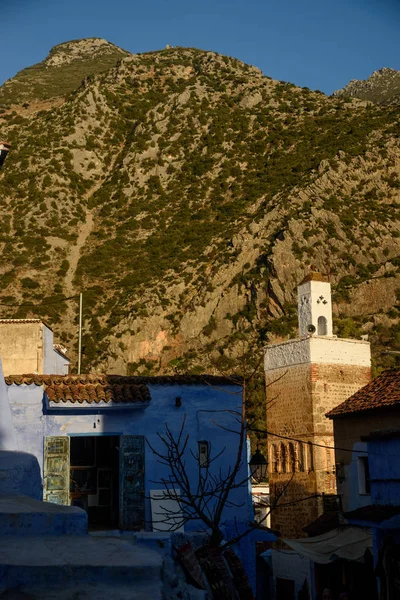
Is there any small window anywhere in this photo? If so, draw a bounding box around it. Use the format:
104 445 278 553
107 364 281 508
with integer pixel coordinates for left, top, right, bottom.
317 316 328 336
288 443 295 473
358 456 370 495
280 443 287 473
270 444 278 473
198 441 209 468
307 442 314 472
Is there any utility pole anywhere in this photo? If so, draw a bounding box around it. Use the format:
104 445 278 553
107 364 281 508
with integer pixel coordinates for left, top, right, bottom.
78 293 83 374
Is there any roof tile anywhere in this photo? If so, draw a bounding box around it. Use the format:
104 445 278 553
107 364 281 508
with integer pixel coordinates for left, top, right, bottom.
327 368 400 418
0 319 43 324
0 318 53 331
5 373 239 405
5 374 151 405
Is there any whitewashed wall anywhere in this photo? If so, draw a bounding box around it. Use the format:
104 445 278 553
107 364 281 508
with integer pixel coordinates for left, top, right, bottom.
265 337 371 372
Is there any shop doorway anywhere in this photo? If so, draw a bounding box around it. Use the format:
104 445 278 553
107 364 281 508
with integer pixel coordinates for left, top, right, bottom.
43 434 146 530
69 435 120 529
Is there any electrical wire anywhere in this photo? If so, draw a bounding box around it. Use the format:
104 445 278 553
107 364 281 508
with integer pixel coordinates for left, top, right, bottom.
251 427 400 463
249 425 369 454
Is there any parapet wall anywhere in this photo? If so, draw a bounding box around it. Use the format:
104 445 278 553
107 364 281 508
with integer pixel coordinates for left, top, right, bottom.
264 336 371 371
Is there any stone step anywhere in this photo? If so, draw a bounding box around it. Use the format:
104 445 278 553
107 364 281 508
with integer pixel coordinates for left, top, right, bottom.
0 536 162 591
0 496 87 536
0 581 163 600
91 529 172 552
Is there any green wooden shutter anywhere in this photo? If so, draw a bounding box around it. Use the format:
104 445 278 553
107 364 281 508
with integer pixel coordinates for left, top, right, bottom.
119 435 145 530
43 436 70 505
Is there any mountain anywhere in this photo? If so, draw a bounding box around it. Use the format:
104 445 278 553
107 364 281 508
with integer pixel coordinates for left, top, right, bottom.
0 40 400 385
333 68 400 105
0 38 129 108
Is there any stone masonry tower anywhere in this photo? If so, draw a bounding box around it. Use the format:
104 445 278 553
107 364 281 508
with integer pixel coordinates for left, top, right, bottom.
264 273 371 538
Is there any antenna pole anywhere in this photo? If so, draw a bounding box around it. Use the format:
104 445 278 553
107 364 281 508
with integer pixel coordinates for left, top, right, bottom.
78 293 83 374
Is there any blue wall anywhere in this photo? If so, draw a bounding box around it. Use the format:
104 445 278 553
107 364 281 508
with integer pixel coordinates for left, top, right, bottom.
7 382 251 533
342 441 372 512
368 437 400 506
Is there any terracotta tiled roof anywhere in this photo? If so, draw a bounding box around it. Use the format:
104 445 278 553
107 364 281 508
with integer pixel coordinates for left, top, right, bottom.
344 504 400 522
0 318 43 324
5 374 150 405
4 373 239 404
327 368 400 418
0 318 53 331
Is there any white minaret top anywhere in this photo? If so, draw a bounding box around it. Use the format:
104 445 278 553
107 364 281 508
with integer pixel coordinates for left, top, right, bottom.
297 273 333 337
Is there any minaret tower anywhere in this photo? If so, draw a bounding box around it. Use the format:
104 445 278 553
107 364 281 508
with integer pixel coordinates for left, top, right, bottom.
298 274 333 338
264 273 371 538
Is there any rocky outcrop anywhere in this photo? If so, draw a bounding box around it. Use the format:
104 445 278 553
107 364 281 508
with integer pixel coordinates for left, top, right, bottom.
333 67 400 104
0 38 129 106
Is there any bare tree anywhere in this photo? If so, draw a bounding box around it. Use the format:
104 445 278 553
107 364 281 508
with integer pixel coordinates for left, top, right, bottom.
147 353 289 547
147 402 248 546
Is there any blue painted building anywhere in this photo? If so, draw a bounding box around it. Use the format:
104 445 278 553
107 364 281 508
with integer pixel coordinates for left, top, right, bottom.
343 431 400 599
2 371 278 594
328 369 400 598
366 431 400 508
5 373 253 534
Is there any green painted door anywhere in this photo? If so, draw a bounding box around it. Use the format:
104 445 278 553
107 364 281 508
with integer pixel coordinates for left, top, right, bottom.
119 435 145 530
43 436 70 505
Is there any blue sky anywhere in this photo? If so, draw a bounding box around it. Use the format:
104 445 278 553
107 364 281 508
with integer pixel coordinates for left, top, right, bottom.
1 0 399 94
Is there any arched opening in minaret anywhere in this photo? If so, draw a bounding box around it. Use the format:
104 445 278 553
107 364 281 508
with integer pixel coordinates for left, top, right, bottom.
279 443 287 473
288 443 295 473
306 442 314 472
270 444 277 473
296 442 304 472
317 316 328 336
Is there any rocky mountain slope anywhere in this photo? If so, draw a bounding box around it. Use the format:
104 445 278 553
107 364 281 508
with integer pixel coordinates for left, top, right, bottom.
0 40 400 385
333 68 400 105
0 38 129 108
